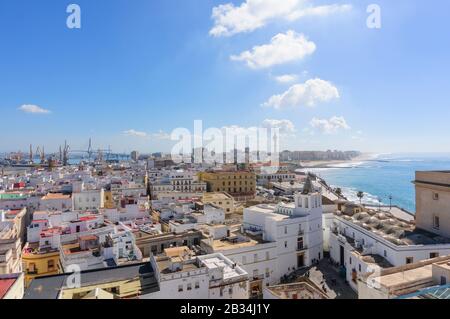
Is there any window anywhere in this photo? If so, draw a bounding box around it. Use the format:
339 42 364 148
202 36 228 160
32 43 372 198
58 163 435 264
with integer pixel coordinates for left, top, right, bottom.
284 241 288 248
297 237 304 250
406 257 414 264
434 216 440 230
178 285 183 292
48 260 55 271
187 283 192 291
284 226 288 234
195 282 200 289
358 264 362 272
29 263 36 273
265 268 270 278
384 250 387 257
349 257 352 265
433 192 439 200
229 287 233 295
430 252 439 259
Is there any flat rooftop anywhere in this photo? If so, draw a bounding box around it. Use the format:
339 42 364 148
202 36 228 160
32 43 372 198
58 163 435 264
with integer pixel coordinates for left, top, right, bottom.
335 209 450 246
41 193 71 200
199 255 246 280
202 192 233 200
414 171 450 188
24 262 157 299
376 264 433 290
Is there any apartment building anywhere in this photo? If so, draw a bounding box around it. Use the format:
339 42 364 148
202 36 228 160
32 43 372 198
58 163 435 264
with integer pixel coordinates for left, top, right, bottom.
414 171 450 237
326 172 450 292
200 224 278 297
39 193 72 211
243 178 324 278
202 192 235 215
256 171 296 188
199 170 256 200
0 210 24 275
147 247 249 299
72 189 105 211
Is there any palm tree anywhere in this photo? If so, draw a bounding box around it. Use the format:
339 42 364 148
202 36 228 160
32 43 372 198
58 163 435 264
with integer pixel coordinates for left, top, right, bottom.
357 191 364 204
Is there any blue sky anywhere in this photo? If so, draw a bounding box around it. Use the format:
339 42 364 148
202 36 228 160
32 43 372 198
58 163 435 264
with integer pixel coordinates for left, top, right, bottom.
1 0 450 154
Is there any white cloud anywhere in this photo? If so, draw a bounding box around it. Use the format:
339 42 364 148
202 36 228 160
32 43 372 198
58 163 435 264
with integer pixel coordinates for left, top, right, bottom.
262 78 339 109
123 129 148 138
123 129 172 140
151 130 171 140
261 119 296 134
310 116 350 134
286 3 352 21
210 0 352 37
18 104 51 114
230 30 316 69
274 74 298 83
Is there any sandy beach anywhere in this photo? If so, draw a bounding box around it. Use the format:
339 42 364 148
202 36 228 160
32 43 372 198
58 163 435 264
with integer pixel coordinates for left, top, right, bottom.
298 153 378 168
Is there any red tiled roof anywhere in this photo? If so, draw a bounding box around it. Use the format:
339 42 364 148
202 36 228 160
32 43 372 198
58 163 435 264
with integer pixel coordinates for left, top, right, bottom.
0 278 16 299
79 216 97 221
79 235 97 241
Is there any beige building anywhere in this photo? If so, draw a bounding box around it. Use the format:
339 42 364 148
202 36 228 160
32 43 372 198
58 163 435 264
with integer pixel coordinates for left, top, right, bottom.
414 171 450 237
198 170 256 200
202 192 235 215
0 210 24 275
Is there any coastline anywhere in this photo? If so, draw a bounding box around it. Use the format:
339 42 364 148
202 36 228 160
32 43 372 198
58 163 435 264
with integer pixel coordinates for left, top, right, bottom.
298 152 379 169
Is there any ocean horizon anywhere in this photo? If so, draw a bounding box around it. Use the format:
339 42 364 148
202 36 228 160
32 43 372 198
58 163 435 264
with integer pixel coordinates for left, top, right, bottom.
300 153 450 214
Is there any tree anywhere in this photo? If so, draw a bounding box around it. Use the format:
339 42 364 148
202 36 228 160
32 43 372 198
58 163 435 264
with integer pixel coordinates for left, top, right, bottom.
335 188 342 197
357 191 364 204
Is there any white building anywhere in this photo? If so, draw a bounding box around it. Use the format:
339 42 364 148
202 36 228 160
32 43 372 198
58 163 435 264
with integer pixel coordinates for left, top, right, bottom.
243 178 324 279
147 247 249 299
72 189 105 211
201 224 278 297
326 208 450 292
257 172 296 187
39 193 72 211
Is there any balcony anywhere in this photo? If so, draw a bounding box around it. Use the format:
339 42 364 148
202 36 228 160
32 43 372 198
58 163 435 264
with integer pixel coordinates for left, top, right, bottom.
298 229 304 235
297 245 308 252
251 274 265 282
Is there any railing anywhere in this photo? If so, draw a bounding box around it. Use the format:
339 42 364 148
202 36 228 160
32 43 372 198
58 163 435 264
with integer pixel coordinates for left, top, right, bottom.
251 274 265 281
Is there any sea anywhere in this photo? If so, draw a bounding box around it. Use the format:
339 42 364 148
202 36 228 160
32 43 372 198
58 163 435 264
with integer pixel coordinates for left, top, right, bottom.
298 153 450 214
